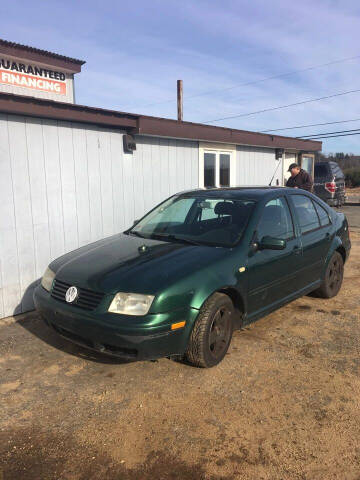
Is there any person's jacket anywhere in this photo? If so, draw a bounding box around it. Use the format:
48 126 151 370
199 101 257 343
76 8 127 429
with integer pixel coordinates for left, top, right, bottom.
286 169 313 192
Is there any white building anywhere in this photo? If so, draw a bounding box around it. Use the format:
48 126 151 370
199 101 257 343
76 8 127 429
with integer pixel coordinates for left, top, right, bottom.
0 40 321 319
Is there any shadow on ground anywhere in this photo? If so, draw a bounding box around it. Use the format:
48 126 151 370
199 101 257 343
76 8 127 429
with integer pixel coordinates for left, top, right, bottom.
0 426 233 480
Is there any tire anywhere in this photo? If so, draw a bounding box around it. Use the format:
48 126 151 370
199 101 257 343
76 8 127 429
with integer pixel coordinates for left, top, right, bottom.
314 251 344 298
185 292 234 368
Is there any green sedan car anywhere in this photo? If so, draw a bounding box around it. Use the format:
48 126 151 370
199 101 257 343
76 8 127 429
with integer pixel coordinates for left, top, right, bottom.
34 187 351 368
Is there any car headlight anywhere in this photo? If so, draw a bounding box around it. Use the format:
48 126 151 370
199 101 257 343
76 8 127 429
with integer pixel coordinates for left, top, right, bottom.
108 292 154 316
41 267 55 292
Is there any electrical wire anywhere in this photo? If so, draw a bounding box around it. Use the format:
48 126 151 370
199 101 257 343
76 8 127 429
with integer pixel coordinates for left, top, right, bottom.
304 132 360 139
203 88 360 123
299 128 360 138
260 117 360 133
122 54 360 110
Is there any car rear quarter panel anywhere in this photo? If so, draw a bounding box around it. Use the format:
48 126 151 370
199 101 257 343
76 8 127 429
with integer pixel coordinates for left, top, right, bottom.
324 211 350 267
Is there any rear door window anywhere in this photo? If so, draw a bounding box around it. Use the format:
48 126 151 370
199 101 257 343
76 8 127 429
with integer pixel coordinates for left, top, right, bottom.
291 195 320 234
314 164 329 177
313 201 331 226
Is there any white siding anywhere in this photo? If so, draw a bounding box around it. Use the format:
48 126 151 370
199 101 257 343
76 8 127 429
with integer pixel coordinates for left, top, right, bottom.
0 118 199 318
235 146 280 186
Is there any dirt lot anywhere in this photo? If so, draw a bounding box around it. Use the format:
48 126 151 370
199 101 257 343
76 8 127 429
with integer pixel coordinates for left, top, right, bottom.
1 212 360 480
347 187 360 197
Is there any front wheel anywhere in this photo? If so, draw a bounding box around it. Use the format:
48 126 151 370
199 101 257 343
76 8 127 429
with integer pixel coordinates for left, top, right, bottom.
314 251 344 298
185 293 234 368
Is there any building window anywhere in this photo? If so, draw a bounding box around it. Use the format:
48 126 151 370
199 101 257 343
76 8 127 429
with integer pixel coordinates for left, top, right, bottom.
199 143 236 188
204 152 216 187
219 154 230 187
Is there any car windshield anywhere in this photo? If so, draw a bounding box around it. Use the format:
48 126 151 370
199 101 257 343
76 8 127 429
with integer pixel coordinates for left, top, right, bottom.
128 195 256 247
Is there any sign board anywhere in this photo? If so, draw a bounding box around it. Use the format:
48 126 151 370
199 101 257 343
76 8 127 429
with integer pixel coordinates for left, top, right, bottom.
0 58 67 95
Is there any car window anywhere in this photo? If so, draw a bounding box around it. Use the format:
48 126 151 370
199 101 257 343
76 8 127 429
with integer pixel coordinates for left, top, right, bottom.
257 197 294 241
313 201 330 226
291 195 320 234
330 163 344 179
314 163 329 177
151 197 195 224
200 200 227 220
131 195 256 247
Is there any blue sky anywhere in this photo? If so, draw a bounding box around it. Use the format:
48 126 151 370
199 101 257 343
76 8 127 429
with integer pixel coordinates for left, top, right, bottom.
1 0 360 153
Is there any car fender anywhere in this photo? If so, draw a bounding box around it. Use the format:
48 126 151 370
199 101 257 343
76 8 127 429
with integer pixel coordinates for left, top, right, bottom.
323 235 343 276
189 266 248 321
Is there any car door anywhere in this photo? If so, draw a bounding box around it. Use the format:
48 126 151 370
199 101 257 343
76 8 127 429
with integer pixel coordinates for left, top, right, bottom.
288 193 332 287
247 196 302 318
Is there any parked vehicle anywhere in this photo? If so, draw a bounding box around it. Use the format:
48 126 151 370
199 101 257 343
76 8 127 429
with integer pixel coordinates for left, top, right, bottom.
314 161 346 207
34 187 351 368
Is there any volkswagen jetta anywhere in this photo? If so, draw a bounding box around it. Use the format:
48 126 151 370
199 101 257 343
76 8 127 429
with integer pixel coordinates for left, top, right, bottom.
34 187 351 367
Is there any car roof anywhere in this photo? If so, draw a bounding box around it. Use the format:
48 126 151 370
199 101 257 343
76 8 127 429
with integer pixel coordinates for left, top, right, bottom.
179 186 298 200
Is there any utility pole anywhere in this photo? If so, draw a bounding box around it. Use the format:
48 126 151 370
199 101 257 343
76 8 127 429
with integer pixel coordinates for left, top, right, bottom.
177 79 183 121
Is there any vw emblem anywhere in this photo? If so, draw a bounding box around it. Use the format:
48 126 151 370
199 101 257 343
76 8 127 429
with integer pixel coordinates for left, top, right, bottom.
65 286 78 303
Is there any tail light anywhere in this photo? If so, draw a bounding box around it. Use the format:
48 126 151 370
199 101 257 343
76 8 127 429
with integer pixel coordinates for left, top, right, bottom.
325 181 336 194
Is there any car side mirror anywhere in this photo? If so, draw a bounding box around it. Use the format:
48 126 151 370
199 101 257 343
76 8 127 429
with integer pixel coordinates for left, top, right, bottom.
259 236 286 250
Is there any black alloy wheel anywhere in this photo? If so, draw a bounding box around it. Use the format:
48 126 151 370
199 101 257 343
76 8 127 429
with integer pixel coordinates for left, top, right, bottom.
185 292 234 368
208 306 233 360
314 251 344 298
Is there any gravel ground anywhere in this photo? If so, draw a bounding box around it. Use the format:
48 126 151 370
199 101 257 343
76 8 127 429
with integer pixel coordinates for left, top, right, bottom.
1 214 360 480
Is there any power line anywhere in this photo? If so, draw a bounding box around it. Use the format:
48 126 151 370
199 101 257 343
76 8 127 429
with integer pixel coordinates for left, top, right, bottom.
123 54 360 110
203 88 360 123
303 132 360 139
260 117 360 133
296 127 360 140
299 128 360 138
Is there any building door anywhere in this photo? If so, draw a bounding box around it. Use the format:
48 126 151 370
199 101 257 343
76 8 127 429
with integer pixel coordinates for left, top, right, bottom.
199 143 236 188
300 154 315 178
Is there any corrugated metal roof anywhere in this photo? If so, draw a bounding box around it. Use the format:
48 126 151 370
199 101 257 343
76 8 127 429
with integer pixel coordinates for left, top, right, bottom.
0 39 85 65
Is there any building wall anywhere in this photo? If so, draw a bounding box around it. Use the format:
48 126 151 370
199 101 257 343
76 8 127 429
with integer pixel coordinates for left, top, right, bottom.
236 145 280 186
0 114 199 319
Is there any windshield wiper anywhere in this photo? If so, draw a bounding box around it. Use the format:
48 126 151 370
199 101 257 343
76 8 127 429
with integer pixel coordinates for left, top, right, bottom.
150 233 203 246
128 231 148 239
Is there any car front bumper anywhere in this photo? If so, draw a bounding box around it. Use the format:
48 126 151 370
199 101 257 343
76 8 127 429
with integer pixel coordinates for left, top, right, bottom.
33 285 199 361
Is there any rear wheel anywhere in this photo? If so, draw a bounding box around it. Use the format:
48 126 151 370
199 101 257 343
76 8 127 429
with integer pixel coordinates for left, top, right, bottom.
185 293 234 368
314 251 344 298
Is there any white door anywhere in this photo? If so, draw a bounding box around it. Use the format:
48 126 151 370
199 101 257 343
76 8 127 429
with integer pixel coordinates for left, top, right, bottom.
199 143 236 188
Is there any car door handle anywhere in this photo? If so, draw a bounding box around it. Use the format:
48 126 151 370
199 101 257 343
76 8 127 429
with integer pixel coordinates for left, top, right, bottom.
325 232 331 241
293 245 301 255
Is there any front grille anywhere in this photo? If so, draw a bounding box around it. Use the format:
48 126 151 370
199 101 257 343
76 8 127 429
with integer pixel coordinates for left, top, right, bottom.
51 279 104 311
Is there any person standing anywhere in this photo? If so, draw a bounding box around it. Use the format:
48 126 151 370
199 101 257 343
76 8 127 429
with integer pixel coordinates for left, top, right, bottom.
286 163 314 192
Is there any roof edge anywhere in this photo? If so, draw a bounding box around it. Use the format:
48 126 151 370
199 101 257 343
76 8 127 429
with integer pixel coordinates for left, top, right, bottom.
0 92 322 151
0 39 85 73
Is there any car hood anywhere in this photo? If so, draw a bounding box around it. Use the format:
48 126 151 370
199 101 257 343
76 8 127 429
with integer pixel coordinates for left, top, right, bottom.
51 233 229 295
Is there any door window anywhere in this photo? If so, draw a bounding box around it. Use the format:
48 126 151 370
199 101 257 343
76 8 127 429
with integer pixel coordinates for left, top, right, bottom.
313 201 330 226
199 144 235 188
257 197 294 241
219 154 230 187
291 195 320 234
301 155 314 176
204 153 216 188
